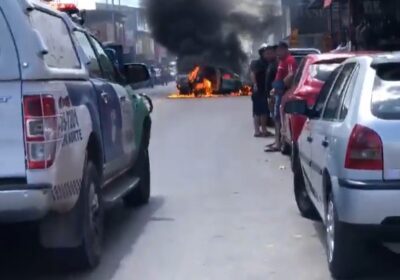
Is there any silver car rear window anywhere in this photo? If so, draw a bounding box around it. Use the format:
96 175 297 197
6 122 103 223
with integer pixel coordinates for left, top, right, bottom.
371 63 400 119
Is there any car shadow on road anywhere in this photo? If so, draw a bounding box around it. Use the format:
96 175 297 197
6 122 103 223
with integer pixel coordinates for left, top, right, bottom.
312 222 400 280
0 196 164 280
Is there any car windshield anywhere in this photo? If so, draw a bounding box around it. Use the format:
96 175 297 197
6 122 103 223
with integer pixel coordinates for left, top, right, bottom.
371 63 400 119
309 63 340 82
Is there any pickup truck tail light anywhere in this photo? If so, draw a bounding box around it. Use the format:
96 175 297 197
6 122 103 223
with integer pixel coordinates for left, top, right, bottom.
345 124 383 170
23 95 59 169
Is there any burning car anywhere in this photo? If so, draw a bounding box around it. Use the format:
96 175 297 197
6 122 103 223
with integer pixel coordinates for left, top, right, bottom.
176 73 191 94
175 65 250 97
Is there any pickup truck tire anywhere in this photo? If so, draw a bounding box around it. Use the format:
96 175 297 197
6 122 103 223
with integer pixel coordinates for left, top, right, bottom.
73 161 104 269
293 160 319 221
123 148 151 207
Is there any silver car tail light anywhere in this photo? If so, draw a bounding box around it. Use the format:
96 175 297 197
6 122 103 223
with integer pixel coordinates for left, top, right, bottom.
345 124 383 170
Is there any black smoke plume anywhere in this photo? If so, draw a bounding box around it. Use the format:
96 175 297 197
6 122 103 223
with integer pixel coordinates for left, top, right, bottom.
146 0 277 74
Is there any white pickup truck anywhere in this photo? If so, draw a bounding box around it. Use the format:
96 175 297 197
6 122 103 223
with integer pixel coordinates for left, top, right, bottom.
0 0 153 269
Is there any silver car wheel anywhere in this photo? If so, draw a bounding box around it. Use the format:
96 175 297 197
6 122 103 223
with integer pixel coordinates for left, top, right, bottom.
326 199 335 263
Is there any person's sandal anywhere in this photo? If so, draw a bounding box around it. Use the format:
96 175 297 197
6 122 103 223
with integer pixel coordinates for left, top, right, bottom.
254 132 262 137
264 146 280 152
265 142 276 148
262 131 274 137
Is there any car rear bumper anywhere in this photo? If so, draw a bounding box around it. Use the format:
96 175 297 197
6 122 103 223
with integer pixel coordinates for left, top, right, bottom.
0 185 52 223
334 177 400 226
341 222 400 242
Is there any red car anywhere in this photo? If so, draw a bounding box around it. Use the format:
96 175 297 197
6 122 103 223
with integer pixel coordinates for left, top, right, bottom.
279 53 356 166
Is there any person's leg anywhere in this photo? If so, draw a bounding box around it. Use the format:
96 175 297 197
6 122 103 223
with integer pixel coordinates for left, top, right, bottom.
275 120 281 147
252 95 262 136
260 114 268 134
253 115 261 136
260 96 268 135
260 96 274 136
267 97 275 127
265 94 282 152
274 94 282 147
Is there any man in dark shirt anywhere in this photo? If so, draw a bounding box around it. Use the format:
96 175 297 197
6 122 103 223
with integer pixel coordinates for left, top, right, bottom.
250 44 278 137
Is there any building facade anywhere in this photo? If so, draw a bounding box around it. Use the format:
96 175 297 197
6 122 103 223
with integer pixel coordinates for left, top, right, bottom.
55 0 168 64
309 0 400 51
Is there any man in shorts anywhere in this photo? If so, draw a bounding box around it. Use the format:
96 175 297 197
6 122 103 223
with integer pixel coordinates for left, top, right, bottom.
265 41 297 152
250 44 278 137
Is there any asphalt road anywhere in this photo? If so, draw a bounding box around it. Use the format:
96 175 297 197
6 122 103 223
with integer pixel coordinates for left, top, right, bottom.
1 84 400 279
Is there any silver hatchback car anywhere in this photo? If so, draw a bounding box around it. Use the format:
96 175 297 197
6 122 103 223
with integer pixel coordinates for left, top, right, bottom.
285 53 400 278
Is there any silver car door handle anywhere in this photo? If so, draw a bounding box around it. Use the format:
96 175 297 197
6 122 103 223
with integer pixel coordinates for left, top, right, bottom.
307 136 313 143
119 96 127 102
101 92 109 104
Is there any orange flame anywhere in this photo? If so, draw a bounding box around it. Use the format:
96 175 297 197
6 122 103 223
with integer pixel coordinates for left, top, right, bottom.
193 78 212 97
188 66 200 83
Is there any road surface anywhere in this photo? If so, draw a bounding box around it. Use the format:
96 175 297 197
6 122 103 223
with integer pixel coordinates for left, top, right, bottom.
1 84 400 280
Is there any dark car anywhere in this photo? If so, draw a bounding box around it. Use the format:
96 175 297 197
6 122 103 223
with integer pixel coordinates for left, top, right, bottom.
176 73 191 94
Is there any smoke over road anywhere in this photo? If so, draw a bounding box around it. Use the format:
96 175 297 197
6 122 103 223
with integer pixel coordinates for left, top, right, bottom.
146 0 278 74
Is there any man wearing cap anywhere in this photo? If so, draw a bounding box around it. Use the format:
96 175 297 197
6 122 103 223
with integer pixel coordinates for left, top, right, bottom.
265 41 297 152
249 44 278 137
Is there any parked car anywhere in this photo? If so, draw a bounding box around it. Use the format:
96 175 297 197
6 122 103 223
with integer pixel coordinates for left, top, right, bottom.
169 61 178 80
0 1 152 269
151 65 162 85
176 73 191 94
280 53 356 163
285 53 400 278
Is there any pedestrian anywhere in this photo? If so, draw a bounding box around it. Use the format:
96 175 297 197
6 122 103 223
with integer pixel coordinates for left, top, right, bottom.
161 65 170 86
249 44 278 137
265 41 297 152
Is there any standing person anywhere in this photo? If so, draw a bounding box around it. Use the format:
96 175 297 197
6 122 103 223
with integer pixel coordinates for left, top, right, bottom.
149 65 156 88
161 65 169 86
250 44 278 137
265 41 297 152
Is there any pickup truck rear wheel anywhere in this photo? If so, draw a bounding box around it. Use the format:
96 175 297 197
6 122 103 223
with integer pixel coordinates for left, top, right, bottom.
73 161 104 269
123 148 151 207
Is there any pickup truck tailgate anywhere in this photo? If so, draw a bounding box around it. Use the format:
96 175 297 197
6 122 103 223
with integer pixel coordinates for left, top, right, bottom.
0 10 25 177
0 82 26 177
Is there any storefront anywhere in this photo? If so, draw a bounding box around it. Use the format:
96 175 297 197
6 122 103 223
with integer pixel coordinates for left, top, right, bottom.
329 0 350 47
351 0 400 51
309 0 351 50
310 0 400 51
